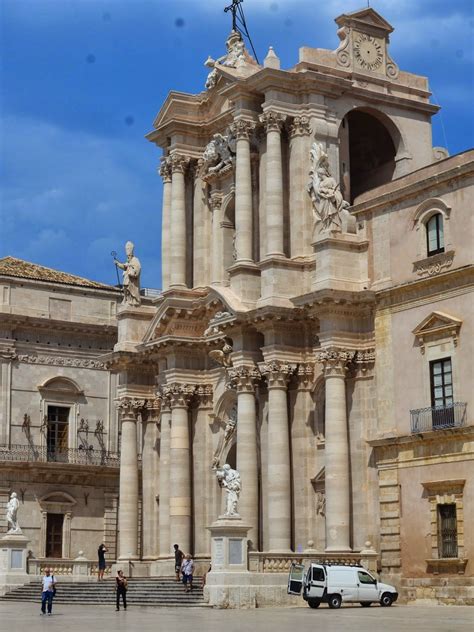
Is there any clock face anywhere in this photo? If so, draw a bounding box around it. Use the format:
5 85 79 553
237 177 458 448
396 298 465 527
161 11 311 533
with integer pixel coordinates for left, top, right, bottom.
353 33 383 71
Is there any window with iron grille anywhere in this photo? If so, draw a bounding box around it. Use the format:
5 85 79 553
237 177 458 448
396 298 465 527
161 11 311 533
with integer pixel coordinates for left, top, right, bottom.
437 504 458 558
426 213 445 256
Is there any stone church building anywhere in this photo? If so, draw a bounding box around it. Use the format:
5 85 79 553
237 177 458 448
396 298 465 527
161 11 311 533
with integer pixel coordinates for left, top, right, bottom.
1 8 473 604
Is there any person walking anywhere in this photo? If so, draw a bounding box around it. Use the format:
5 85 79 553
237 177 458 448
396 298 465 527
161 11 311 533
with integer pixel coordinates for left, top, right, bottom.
181 554 194 593
173 543 184 582
115 570 128 611
40 567 56 616
97 543 107 581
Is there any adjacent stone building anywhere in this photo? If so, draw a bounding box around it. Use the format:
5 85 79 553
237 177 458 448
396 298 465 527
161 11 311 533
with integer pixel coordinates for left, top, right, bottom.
106 8 473 603
0 257 121 572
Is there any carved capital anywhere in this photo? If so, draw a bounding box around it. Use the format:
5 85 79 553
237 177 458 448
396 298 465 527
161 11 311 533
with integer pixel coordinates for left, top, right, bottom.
157 389 172 412
289 116 312 138
353 349 375 373
209 192 223 212
158 157 172 183
163 383 195 409
169 153 190 174
195 384 214 408
296 362 315 388
259 110 286 133
316 348 354 378
260 360 295 388
116 397 146 420
230 118 256 141
227 365 261 393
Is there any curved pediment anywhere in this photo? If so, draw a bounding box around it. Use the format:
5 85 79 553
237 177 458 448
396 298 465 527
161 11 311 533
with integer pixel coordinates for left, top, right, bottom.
38 376 83 395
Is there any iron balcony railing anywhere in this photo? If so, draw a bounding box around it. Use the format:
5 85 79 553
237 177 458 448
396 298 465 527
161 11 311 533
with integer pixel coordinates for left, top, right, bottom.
410 402 467 433
0 444 120 467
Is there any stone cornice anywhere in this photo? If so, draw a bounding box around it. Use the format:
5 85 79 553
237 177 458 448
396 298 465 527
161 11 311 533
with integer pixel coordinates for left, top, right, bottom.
351 152 474 217
368 424 474 449
0 312 117 335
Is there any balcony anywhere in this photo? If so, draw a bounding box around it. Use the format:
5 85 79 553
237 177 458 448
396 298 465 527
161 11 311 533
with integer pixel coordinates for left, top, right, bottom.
0 444 120 467
410 402 467 433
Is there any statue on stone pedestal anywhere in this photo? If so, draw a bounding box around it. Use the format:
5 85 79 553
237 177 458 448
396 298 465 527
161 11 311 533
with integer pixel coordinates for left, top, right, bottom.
114 241 141 307
216 463 241 517
307 142 350 232
6 492 22 534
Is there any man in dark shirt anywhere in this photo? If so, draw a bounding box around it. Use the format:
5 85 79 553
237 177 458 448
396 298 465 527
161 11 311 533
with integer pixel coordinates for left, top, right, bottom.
174 543 184 582
98 543 107 581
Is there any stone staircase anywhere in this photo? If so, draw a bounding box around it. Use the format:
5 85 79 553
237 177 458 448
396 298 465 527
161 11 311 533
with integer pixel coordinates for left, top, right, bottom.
0 577 206 607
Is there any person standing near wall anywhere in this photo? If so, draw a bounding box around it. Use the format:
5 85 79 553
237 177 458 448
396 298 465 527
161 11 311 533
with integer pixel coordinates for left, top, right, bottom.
181 554 194 593
174 543 184 583
40 568 56 616
97 543 107 581
115 570 128 611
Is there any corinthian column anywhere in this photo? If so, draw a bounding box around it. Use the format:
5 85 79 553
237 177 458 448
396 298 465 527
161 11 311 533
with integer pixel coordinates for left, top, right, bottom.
141 398 160 560
228 365 261 549
261 360 294 551
158 394 171 557
317 348 354 551
259 111 287 258
192 160 209 288
169 153 189 288
159 158 172 290
116 397 145 561
288 117 312 258
230 119 256 264
193 385 213 556
165 383 194 553
210 192 223 285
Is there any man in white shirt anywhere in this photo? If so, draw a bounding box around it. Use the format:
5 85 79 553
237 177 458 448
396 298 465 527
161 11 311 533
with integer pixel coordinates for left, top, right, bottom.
41 568 56 615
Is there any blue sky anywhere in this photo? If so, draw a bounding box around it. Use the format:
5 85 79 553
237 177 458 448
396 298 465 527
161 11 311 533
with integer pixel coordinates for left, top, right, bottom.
1 0 473 289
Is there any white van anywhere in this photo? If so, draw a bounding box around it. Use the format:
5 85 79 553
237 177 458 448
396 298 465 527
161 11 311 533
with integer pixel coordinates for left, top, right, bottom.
287 562 398 609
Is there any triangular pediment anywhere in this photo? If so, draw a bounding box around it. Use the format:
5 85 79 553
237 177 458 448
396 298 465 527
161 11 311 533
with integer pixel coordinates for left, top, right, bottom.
335 8 394 34
413 311 462 336
142 290 235 345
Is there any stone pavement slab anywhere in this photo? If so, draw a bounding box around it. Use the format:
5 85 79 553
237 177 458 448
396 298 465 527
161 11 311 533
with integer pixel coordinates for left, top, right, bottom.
2 601 473 632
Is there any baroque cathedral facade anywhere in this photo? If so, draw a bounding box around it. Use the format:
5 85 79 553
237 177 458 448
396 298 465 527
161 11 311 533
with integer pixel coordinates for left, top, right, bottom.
1 8 472 603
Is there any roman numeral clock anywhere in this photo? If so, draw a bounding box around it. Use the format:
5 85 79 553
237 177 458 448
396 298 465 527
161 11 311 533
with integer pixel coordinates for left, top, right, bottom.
353 33 383 71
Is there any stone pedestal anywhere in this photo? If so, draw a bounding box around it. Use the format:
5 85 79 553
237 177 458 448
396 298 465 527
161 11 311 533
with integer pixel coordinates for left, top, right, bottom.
114 305 155 353
208 516 250 572
0 533 31 595
312 231 369 293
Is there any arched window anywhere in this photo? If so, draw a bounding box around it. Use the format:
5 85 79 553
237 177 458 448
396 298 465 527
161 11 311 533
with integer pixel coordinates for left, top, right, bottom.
426 213 445 256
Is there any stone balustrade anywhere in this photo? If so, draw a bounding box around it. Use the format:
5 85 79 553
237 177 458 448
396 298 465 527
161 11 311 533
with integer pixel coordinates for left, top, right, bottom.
28 558 113 579
249 550 378 574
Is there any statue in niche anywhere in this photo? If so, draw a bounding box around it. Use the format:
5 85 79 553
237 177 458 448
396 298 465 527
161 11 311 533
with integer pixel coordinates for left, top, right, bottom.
201 132 236 176
114 241 141 307
6 491 22 534
216 463 241 517
316 491 326 517
307 142 351 232
212 411 237 471
204 31 246 90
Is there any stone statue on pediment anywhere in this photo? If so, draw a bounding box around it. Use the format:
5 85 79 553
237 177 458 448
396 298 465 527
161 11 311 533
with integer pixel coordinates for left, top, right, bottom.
114 241 141 307
308 142 351 233
204 30 246 90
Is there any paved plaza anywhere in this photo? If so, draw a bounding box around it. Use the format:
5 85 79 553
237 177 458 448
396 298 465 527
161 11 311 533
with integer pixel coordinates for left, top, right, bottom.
2 602 473 632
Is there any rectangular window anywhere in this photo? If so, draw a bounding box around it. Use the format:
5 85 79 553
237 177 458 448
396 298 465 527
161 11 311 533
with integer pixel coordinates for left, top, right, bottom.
437 504 458 558
430 358 454 428
47 406 69 461
426 214 445 256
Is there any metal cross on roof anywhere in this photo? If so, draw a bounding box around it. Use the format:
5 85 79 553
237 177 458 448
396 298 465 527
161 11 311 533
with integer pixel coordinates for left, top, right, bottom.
224 0 243 32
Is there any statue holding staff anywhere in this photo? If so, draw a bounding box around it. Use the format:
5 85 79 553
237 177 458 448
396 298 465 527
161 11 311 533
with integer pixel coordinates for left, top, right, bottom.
113 241 141 307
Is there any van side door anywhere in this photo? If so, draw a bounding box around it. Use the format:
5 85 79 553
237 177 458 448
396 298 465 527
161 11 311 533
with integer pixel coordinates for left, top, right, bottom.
307 564 326 599
287 563 305 595
357 570 379 602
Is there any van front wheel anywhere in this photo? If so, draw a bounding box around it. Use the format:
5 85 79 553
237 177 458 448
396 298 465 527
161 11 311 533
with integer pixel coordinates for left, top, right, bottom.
380 593 393 607
328 594 342 609
308 599 320 609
